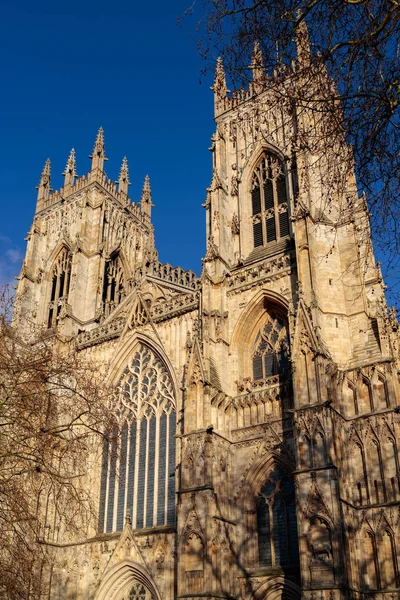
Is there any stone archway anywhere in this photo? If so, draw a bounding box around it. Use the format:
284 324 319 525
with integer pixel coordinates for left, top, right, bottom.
252 576 301 600
95 560 161 600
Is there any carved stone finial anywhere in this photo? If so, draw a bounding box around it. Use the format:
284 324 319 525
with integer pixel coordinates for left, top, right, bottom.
118 156 130 197
125 507 131 526
62 148 76 187
211 58 228 113
250 41 265 91
186 330 193 351
203 235 219 263
295 17 311 65
141 175 153 218
36 159 51 206
89 127 108 171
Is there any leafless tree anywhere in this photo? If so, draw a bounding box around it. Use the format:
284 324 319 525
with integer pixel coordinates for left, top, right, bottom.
0 286 115 599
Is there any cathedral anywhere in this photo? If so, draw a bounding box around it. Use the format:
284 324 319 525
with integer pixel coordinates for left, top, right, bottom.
14 33 400 600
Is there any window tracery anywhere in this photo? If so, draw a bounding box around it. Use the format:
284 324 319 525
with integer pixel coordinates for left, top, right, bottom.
124 582 153 600
252 310 290 382
256 466 299 569
251 153 290 249
98 344 176 533
103 252 126 316
47 248 72 328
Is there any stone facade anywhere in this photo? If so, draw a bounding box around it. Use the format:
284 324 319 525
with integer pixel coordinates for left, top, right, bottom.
14 40 400 600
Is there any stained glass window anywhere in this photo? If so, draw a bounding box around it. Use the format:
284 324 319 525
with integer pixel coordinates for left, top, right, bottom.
98 344 176 533
257 466 299 568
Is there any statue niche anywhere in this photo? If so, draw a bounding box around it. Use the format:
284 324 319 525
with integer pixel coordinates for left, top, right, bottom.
308 517 334 585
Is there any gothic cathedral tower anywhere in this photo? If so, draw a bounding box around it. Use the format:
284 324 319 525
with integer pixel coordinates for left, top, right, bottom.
14 34 400 600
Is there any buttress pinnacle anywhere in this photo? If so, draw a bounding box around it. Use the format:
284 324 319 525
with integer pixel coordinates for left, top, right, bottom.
295 16 311 65
89 127 108 172
62 148 76 187
212 57 228 101
118 157 131 196
250 41 265 90
36 159 51 205
141 175 153 218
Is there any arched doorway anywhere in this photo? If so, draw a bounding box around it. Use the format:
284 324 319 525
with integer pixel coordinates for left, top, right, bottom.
95 560 161 600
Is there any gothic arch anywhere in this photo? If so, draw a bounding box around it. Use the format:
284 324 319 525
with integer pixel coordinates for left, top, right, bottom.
356 373 373 413
230 289 289 383
372 370 389 410
242 143 287 193
240 450 295 507
108 331 179 397
44 238 73 274
106 246 131 282
252 575 301 600
94 560 162 600
358 526 380 590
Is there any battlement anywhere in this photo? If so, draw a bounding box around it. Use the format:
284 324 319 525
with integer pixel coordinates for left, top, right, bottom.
135 260 200 290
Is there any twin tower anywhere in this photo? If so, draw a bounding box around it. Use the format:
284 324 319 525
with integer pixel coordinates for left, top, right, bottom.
15 35 400 600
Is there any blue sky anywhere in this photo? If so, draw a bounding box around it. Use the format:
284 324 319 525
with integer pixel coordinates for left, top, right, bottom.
0 0 214 287
1 1 398 306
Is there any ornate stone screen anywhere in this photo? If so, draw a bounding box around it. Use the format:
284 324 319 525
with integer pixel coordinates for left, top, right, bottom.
98 344 176 532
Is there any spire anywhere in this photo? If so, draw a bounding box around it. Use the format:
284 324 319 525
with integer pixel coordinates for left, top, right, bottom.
141 175 153 218
118 156 130 197
89 127 108 172
36 159 51 208
62 148 76 187
250 41 265 92
211 58 228 115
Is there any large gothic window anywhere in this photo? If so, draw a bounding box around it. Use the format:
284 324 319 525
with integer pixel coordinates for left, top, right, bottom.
103 252 125 316
98 344 176 533
251 154 290 248
256 466 299 569
47 248 72 328
252 310 290 381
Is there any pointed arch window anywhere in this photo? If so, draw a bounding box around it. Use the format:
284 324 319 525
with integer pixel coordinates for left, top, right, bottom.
252 310 290 381
102 252 125 316
47 248 72 328
256 466 300 569
251 154 290 249
98 344 176 533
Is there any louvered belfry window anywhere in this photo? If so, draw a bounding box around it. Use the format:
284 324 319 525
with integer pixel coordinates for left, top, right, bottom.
98 344 176 533
252 310 290 381
47 248 72 328
251 154 290 248
102 253 125 317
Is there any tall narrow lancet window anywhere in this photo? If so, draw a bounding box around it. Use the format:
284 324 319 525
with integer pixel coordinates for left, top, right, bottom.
102 252 125 316
256 466 300 569
98 344 176 533
252 310 290 382
47 248 72 328
251 153 290 248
